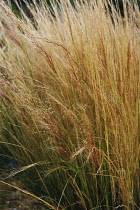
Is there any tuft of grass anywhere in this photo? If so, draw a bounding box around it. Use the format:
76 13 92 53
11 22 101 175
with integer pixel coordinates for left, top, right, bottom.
0 0 140 209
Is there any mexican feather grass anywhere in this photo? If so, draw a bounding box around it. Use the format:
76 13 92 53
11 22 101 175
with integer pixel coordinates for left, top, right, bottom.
0 0 139 209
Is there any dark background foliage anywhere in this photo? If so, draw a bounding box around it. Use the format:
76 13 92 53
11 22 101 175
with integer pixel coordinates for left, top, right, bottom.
4 0 140 19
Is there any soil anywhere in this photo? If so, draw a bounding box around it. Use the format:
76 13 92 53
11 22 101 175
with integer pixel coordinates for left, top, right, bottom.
0 163 47 210
0 180 47 210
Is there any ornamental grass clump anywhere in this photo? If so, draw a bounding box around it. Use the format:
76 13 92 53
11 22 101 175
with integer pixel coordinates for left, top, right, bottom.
0 0 139 209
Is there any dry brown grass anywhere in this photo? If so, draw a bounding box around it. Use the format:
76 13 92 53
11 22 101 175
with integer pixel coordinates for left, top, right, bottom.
0 0 140 209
